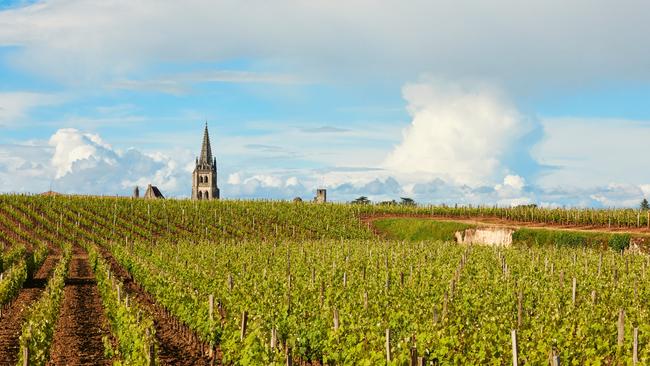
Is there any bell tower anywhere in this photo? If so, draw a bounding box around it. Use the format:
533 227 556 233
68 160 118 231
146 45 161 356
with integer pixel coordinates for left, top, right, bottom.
192 123 220 200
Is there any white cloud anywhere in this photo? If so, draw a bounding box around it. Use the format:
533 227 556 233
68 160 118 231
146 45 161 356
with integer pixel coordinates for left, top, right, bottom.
110 70 303 95
496 174 526 192
0 92 64 126
0 128 192 196
227 172 242 185
1 1 649 89
384 80 532 186
533 118 650 187
50 128 116 178
1 127 649 207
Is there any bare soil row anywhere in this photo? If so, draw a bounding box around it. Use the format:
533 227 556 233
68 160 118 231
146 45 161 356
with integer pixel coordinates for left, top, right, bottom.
95 244 213 365
47 244 111 365
0 247 60 364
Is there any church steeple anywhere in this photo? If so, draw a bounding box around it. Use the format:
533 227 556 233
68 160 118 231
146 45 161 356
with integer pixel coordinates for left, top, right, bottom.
192 122 220 200
199 122 213 165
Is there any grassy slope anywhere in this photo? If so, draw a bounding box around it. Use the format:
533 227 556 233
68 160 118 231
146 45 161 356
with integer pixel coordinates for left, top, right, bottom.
372 218 475 241
373 217 632 250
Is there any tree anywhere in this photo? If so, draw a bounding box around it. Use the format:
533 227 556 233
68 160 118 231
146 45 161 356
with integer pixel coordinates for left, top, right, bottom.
379 200 397 206
352 196 371 205
641 198 650 210
400 197 415 206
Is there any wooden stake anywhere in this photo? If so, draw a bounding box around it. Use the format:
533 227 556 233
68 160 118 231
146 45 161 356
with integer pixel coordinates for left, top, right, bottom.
363 291 368 310
633 327 639 365
270 328 277 349
22 346 28 366
209 294 214 321
591 290 596 304
442 292 448 320
333 308 339 331
319 281 324 307
511 329 518 366
240 311 248 341
517 291 523 328
285 346 292 366
410 346 417 366
385 329 391 363
598 253 602 277
572 278 577 305
618 309 625 348
551 353 560 366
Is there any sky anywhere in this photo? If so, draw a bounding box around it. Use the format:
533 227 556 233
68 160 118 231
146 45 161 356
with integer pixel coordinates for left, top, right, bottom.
1 0 650 207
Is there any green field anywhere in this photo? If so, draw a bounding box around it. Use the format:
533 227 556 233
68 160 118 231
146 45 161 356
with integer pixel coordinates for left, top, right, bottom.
373 217 636 252
0 195 648 364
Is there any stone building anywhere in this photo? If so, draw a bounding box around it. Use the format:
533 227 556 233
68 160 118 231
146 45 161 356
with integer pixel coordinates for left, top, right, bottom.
314 189 327 203
143 184 164 199
192 123 220 200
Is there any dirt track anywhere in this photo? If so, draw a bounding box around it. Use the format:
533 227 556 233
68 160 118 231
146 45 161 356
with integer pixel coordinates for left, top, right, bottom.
48 245 111 366
0 248 59 365
362 214 650 236
96 245 212 366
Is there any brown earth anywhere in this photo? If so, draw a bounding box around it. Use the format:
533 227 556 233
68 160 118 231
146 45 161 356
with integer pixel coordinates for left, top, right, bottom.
95 245 213 366
47 245 111 366
0 247 60 364
361 213 650 234
27 204 212 364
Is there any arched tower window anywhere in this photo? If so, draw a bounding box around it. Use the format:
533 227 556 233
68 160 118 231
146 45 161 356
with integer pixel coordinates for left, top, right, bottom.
204 191 210 199
198 191 203 200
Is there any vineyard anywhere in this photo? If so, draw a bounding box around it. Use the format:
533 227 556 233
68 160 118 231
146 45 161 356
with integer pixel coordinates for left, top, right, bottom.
0 194 648 364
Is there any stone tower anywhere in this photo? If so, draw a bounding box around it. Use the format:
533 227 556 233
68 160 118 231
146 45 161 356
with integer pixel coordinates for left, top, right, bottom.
314 189 327 203
192 123 220 200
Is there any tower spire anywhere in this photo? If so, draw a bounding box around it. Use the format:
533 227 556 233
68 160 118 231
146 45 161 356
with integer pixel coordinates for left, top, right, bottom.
199 122 213 165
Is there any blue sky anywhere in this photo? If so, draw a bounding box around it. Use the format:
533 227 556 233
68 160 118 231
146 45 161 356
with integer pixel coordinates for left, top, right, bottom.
1 0 650 207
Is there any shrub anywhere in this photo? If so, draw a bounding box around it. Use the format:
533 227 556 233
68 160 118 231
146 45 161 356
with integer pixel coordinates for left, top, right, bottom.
608 234 631 252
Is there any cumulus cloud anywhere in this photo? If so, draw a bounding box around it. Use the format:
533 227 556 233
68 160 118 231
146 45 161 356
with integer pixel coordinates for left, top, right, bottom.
50 129 115 178
384 80 535 186
50 129 190 195
224 172 308 199
0 128 191 196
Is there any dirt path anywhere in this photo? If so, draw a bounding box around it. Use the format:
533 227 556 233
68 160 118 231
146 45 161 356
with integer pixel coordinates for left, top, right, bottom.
362 214 650 236
48 245 111 366
0 248 60 364
96 245 212 366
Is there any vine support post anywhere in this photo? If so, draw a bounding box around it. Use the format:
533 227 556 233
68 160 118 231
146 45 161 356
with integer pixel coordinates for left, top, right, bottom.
617 309 625 348
410 346 417 366
285 346 292 366
551 353 560 366
240 310 248 341
385 328 391 364
572 278 577 305
270 327 277 349
333 307 339 331
209 294 214 321
633 327 638 365
511 329 518 366
22 346 28 366
517 290 523 328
